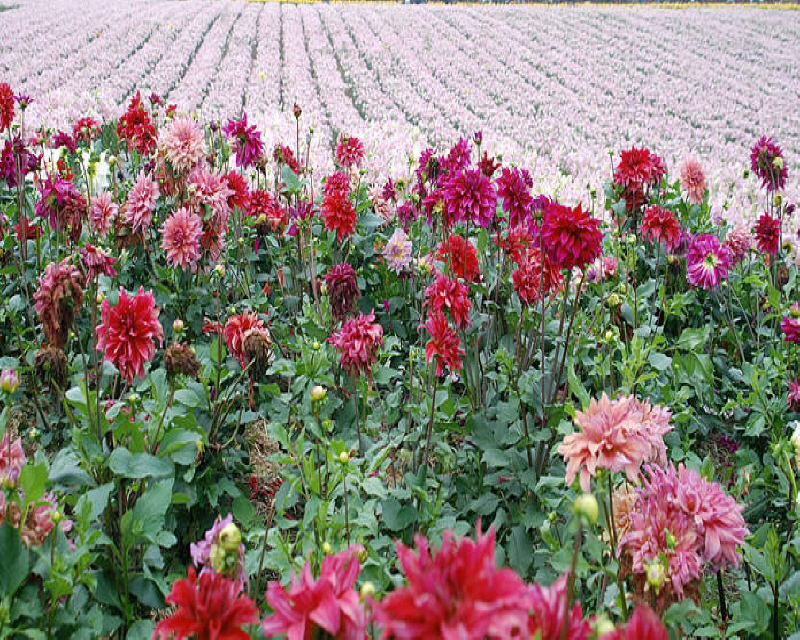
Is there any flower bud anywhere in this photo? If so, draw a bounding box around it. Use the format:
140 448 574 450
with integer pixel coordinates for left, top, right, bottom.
548 512 557 523
28 427 39 439
51 510 63 524
573 493 599 524
360 581 376 599
604 329 615 342
196 440 204 453
214 264 226 279
626 234 636 245
311 385 327 402
0 369 20 394
173 318 184 333
339 451 350 464
742 168 750 179
96 292 104 304
323 541 332 554
667 254 676 265
607 293 621 307
237 236 245 246
312 340 320 351
320 283 328 296
322 419 333 432
773 156 784 170
646 561 666 593
775 194 783 208
665 530 677 549
593 616 615 637
219 522 242 553
127 392 140 404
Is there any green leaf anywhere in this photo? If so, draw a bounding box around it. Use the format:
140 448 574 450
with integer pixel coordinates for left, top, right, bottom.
0 522 29 596
507 525 533 575
108 448 174 479
49 449 94 488
648 352 672 372
129 479 174 544
676 327 708 351
381 498 417 531
126 620 155 640
19 462 48 508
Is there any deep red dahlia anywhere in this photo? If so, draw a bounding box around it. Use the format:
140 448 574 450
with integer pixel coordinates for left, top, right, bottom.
639 206 682 251
497 167 534 229
248 189 287 232
512 248 562 306
335 135 366 169
753 212 780 255
441 168 497 229
322 190 358 241
750 136 788 192
421 311 464 377
224 171 250 212
96 287 164 382
325 263 360 322
496 225 534 266
436 235 481 282
153 568 258 640
222 112 264 169
224 311 267 369
782 305 800 344
541 201 603 272
329 311 383 380
478 151 501 178
323 170 350 198
425 274 472 330
0 83 14 133
614 147 666 191
116 92 157 156
72 117 100 143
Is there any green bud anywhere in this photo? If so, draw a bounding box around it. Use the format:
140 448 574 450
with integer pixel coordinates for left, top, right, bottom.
574 493 599 524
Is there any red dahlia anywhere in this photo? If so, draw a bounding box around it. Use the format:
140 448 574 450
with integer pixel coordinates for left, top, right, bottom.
753 212 780 255
325 263 360 322
223 311 267 369
639 206 682 251
436 235 481 282
329 311 383 380
614 146 666 191
421 311 464 377
425 274 472 330
497 166 534 229
512 248 562 306
335 135 365 168
541 201 603 271
322 190 358 241
0 83 14 133
116 92 157 156
750 136 788 192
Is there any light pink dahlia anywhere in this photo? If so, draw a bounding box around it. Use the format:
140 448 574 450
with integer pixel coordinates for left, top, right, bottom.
161 117 205 174
679 158 707 205
125 170 159 234
0 432 26 486
161 207 203 270
189 165 233 219
89 191 118 236
722 225 752 266
384 228 412 274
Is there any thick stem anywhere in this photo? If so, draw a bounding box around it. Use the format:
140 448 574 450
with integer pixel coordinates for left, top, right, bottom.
422 373 438 469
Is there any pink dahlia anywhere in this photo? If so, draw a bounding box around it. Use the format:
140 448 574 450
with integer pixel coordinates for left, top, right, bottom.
425 274 471 330
161 117 205 174
557 393 672 492
323 170 350 198
223 311 267 369
335 135 366 168
34 257 84 348
262 546 366 640
329 311 383 380
436 235 481 283
154 568 258 640
442 137 472 173
222 112 264 169
36 173 84 235
384 228 412 274
0 82 14 132
528 573 591 640
325 263 360 322
790 378 800 412
80 244 117 283
0 432 26 486
753 212 780 255
161 207 203 270
125 170 159 234
421 310 464 377
1 490 72 547
189 165 233 219
441 168 497 229
96 287 164 382
723 224 752 265
685 234 730 289
322 190 358 241
374 525 532 640
497 167 534 229
783 305 800 343
639 206 682 251
602 606 667 640
89 191 118 236
679 158 707 205
541 201 603 272
750 136 788 191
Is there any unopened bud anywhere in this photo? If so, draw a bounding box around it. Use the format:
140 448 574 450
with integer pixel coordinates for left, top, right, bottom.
323 541 332 554
219 522 242 553
773 156 784 170
173 318 184 333
573 493 599 524
607 293 621 307
339 451 350 464
594 616 615 637
646 561 666 592
360 581 376 598
311 385 327 402
312 340 320 350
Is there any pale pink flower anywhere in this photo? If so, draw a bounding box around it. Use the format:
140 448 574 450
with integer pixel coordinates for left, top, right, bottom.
679 158 707 205
125 170 159 234
384 228 412 274
0 432 26 486
89 191 118 236
161 207 203 270
161 117 205 174
189 164 232 219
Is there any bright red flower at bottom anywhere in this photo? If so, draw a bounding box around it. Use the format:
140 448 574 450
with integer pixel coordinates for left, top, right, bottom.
528 573 591 640
600 605 667 640
154 568 258 640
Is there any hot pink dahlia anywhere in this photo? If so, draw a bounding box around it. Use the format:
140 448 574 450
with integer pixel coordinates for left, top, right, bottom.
335 135 366 169
436 235 481 283
496 167 534 229
685 234 730 289
639 206 682 251
679 158 707 205
223 311 267 369
89 191 118 236
222 112 264 169
80 244 117 283
373 525 532 640
753 212 780 255
441 168 497 229
751 136 788 192
0 82 14 132
262 546 366 640
34 257 84 348
161 117 205 174
528 573 591 640
325 263 360 322
96 287 164 382
329 311 383 380
125 170 159 234
722 224 752 265
783 305 800 343
442 137 472 174
322 190 358 241
790 378 800 412
161 207 203 270
425 274 471 330
421 310 464 377
541 201 603 272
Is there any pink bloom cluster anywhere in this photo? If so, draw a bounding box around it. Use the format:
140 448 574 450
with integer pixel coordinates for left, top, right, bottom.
329 311 384 380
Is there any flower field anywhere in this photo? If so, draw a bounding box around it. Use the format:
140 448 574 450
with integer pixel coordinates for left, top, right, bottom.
1 2 800 639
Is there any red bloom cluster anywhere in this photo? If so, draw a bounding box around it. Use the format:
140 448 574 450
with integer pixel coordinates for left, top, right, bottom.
116 92 157 155
541 201 603 271
425 274 471 329
322 190 358 241
512 248 562 306
436 235 481 282
248 189 287 233
329 310 383 380
72 117 100 143
223 310 267 368
335 135 366 168
421 310 464 377
324 170 350 198
753 212 780 255
0 83 14 133
614 146 666 192
639 206 682 251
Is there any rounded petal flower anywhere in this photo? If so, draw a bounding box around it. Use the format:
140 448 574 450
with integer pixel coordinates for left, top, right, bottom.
421 310 464 377
125 170 159 234
161 117 206 174
679 158 707 205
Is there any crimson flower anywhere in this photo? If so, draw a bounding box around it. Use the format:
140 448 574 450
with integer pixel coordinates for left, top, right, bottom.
750 136 788 191
222 112 264 169
441 168 497 229
512 248 562 305
0 83 14 132
323 170 350 197
322 190 358 241
335 135 365 168
782 305 800 343
274 143 302 175
602 605 667 640
541 201 603 271
421 311 464 377
639 206 682 251
614 146 666 191
154 568 258 640
790 378 800 412
436 235 481 282
224 171 250 212
753 212 780 255
497 167 533 229
329 311 383 380
425 274 471 330
116 92 156 155
72 117 100 143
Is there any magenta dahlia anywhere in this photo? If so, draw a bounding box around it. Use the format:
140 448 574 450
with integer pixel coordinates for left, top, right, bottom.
441 168 497 229
497 166 534 229
685 234 730 289
751 136 788 191
222 112 264 169
329 311 383 380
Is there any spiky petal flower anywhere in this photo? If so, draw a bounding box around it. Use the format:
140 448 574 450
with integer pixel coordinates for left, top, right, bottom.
722 225 752 266
335 135 366 168
436 235 481 282
753 212 780 256
80 244 117 283
685 234 730 289
441 168 497 229
639 206 682 251
601 606 667 640
790 378 800 412
154 568 258 640
189 165 233 219
0 83 14 132
96 287 164 382
373 525 532 640
190 514 246 584
497 167 534 229
384 228 413 274
512 248 563 305
223 311 267 369
262 546 366 640
161 117 206 174
116 92 157 156
0 490 72 547
528 573 591 640
614 147 666 192
325 263 360 322
222 113 264 169
425 274 471 330
34 257 84 348
89 191 118 236
125 170 159 234
161 207 203 270
783 305 800 343
322 190 358 241
679 158 707 205
329 311 383 380
323 170 350 198
72 117 100 144
421 311 464 377
750 136 788 191
541 201 603 272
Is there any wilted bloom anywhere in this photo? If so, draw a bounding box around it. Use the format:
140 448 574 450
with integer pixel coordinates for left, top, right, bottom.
0 433 25 485
190 514 246 583
96 287 164 382
723 224 752 265
639 206 682 251
80 244 117 283
441 168 497 229
685 234 730 289
263 546 366 640
558 393 672 492
421 311 464 377
753 212 780 255
223 311 267 369
34 257 84 348
165 343 201 379
154 567 258 640
541 201 603 271
782 305 800 343
750 136 788 191
374 525 533 640
161 117 206 174
425 274 472 329
335 135 366 168
325 263 360 322
89 191 118 236
497 166 534 228
222 112 264 169
437 235 481 282
528 573 591 640
384 228 413 274
679 158 707 205
125 170 159 234
274 143 302 175
161 207 203 270
0 83 14 132
329 311 383 380
36 173 83 234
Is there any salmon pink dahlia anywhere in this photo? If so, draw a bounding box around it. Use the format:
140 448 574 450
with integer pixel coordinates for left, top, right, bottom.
421 310 464 377
329 311 383 380
541 201 603 272
96 287 164 382
222 112 264 169
80 244 117 283
125 170 159 234
34 257 84 348
685 234 730 289
161 207 203 270
223 311 267 369
679 158 707 205
639 206 682 251
189 165 233 219
753 212 780 255
335 135 366 168
89 191 118 236
723 224 752 265
161 117 205 174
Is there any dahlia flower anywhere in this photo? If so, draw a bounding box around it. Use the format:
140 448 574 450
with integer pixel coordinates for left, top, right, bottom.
783 305 800 343
723 224 753 265
442 137 472 173
421 310 464 377
0 433 26 486
224 171 250 212
80 244 117 283
753 212 780 255
374 525 532 640
751 136 788 191
51 131 76 154
384 228 413 274
36 174 82 234
614 147 666 192
262 546 366 640
425 274 471 330
117 92 157 156
557 393 672 492
248 189 286 233
1 137 39 187
223 112 264 169
0 368 19 394
335 135 366 168
274 143 302 175
72 117 100 144
325 263 360 322
528 573 591 640
790 379 800 412
34 257 84 348
0 490 72 548
0 82 14 132
329 311 383 380
161 117 205 174
685 234 730 289
639 206 682 251
161 207 203 270
497 225 534 266
96 287 164 382
89 191 118 236
602 606 667 640
497 166 534 229
436 235 481 282
322 190 358 242
223 311 268 369
541 201 603 272
323 170 350 198
441 168 497 229
679 158 707 205
512 248 563 305
125 170 159 234
189 165 233 219
190 514 246 583
478 151 501 178
154 568 258 640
